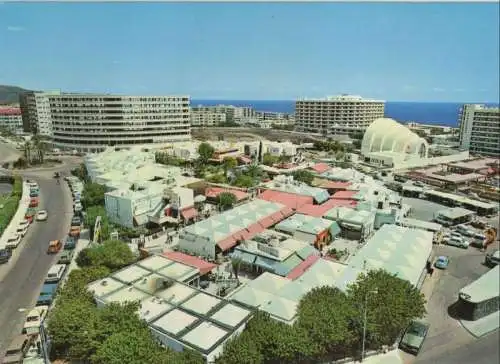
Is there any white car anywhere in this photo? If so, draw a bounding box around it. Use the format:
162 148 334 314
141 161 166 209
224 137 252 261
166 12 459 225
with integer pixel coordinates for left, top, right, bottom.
74 202 83 212
5 234 22 249
17 221 30 237
36 210 48 221
446 236 469 249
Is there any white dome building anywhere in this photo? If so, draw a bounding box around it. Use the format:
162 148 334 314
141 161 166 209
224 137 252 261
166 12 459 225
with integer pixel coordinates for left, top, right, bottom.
361 118 429 168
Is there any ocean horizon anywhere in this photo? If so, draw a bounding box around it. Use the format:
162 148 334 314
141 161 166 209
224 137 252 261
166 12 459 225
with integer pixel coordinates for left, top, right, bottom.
192 100 500 127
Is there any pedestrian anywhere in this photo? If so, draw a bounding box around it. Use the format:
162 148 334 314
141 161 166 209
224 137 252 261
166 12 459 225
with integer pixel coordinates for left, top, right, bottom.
429 267 434 277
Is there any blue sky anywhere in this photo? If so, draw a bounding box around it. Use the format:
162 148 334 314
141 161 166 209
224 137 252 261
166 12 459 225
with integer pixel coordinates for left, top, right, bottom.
0 2 499 102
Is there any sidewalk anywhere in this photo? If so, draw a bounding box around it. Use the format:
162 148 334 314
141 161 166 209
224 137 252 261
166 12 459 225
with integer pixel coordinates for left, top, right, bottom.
0 180 30 248
460 311 500 338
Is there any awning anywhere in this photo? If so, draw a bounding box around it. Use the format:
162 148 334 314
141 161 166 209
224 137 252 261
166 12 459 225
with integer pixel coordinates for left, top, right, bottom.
181 207 198 220
329 221 342 237
232 250 256 265
217 236 238 251
254 255 278 271
340 222 361 231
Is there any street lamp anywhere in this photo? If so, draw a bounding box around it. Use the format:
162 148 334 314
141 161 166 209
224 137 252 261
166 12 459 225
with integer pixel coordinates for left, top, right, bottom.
361 289 378 362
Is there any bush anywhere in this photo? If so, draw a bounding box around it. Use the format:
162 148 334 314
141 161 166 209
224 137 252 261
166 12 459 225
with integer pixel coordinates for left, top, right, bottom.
0 176 23 236
76 239 136 271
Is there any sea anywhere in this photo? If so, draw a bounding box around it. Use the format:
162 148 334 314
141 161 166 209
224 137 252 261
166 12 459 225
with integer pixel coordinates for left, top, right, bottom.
191 100 500 128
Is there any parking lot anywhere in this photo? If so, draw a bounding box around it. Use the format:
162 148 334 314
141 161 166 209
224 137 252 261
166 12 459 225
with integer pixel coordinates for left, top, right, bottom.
412 240 499 363
403 197 449 222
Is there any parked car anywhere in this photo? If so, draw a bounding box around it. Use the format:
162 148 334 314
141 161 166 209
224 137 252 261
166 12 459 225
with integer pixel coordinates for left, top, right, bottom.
399 320 430 355
58 249 75 264
455 225 474 237
16 221 30 237
71 215 82 227
69 225 81 238
64 236 77 250
2 334 30 364
445 237 469 249
53 172 60 178
36 283 58 306
22 306 48 335
74 202 83 213
47 240 63 254
485 250 500 267
5 234 22 249
45 264 67 283
36 210 48 221
0 248 12 264
434 255 450 269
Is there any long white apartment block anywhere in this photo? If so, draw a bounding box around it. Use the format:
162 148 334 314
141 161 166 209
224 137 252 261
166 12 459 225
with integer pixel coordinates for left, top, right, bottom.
19 90 61 136
295 94 385 136
459 104 500 157
46 94 191 153
190 107 226 127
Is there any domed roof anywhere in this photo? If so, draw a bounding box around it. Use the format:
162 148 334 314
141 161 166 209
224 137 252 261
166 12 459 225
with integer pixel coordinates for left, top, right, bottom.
361 118 428 157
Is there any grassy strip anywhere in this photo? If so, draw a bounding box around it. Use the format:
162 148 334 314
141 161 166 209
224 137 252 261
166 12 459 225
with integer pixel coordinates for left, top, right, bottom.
0 176 23 237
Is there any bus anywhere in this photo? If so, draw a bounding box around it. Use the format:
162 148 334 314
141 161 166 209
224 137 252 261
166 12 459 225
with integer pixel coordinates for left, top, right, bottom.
457 265 499 321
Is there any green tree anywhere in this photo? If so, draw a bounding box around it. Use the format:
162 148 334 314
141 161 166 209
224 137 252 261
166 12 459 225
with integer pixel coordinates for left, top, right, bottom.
82 182 106 208
346 269 426 350
245 164 262 179
262 153 278 166
76 239 136 270
198 142 215 164
232 174 256 188
71 163 89 181
292 170 314 185
297 286 356 361
207 173 228 184
84 205 110 241
217 192 237 210
223 156 238 178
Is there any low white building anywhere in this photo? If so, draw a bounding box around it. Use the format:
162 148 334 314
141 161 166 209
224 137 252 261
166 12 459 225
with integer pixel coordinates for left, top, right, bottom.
87 255 253 363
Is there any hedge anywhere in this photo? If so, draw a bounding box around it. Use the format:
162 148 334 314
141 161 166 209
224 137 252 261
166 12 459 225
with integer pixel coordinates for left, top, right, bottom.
0 176 23 237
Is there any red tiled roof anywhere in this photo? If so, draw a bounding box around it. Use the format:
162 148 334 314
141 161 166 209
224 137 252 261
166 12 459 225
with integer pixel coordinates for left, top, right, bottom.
259 216 275 229
257 189 313 209
280 206 294 218
0 107 21 116
205 187 249 201
310 163 331 174
246 223 265 235
217 236 238 251
287 255 321 280
319 181 351 190
162 251 217 275
332 190 358 200
269 211 285 223
238 156 252 164
181 206 198 220
296 198 358 217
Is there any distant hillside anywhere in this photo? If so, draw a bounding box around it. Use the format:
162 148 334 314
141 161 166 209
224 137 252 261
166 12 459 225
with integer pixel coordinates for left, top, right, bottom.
0 85 33 105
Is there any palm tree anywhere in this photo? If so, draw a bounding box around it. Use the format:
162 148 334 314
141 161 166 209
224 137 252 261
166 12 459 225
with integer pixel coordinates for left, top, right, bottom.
231 256 242 282
23 141 32 164
31 135 48 164
246 164 262 179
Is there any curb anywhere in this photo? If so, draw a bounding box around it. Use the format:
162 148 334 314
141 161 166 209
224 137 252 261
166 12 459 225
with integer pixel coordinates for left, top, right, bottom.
0 179 30 247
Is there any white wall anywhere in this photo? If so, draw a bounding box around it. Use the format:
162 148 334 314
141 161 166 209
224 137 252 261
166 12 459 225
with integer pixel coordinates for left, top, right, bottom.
105 194 134 228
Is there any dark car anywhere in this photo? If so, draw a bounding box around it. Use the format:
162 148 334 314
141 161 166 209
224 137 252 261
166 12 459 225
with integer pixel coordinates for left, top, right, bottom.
485 250 500 267
53 172 60 178
71 216 82 227
0 248 12 264
36 283 58 306
64 236 77 250
399 320 430 355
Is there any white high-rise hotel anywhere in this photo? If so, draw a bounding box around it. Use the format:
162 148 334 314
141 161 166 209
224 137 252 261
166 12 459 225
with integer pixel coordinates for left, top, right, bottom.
459 104 500 157
295 95 385 136
22 93 192 152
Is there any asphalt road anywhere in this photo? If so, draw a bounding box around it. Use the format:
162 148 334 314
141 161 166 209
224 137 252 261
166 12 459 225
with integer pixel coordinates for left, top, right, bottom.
0 174 73 357
419 331 499 364
414 242 500 364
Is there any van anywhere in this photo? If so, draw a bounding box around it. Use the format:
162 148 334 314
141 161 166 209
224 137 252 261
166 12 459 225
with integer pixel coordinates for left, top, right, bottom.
22 306 48 335
3 334 29 364
45 264 67 283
